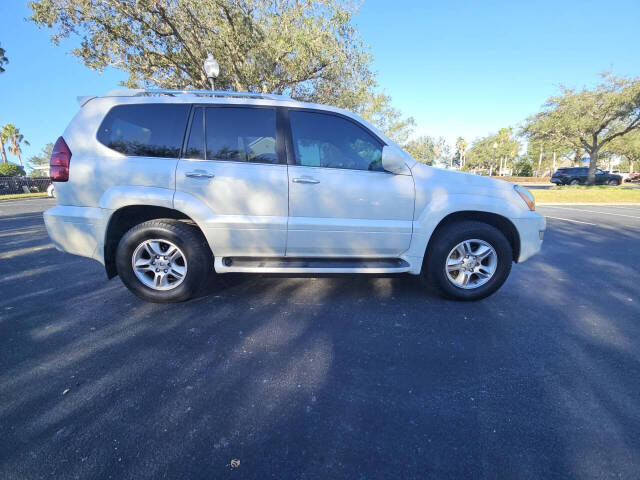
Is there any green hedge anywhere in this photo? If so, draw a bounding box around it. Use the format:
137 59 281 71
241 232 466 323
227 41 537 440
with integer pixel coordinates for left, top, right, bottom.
0 163 26 177
490 176 551 183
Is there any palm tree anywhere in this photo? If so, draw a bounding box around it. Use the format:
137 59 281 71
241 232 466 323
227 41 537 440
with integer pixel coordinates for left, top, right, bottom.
0 128 8 164
455 137 468 168
1 124 29 166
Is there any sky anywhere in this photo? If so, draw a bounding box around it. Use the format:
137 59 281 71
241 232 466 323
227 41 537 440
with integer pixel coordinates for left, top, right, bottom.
1 0 640 166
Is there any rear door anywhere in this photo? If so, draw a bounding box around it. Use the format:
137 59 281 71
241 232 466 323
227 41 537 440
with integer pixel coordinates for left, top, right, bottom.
175 106 289 257
285 109 414 257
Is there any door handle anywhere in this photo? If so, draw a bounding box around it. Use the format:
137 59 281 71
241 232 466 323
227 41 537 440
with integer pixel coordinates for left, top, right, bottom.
292 177 320 184
185 170 215 179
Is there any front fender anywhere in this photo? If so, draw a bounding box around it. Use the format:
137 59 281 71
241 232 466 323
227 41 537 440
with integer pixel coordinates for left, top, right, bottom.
404 192 524 271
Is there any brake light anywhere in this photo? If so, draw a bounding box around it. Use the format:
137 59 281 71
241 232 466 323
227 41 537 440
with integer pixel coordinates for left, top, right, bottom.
50 136 72 182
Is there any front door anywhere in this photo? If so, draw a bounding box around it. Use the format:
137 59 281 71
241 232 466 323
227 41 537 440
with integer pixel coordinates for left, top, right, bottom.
175 106 288 257
285 109 415 257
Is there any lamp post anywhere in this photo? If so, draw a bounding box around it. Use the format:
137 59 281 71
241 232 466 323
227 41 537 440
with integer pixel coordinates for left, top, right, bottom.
203 53 219 91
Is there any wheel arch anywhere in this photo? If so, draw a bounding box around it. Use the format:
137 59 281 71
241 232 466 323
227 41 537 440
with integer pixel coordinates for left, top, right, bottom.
425 211 520 264
104 205 208 279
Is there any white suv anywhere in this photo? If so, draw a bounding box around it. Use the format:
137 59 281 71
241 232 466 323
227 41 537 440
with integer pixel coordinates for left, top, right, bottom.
44 89 545 303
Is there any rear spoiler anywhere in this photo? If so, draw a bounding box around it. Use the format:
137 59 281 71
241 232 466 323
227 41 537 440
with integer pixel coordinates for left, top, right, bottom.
77 96 97 107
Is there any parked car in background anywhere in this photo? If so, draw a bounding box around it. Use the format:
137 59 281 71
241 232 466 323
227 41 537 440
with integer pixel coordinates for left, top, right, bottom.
44 88 545 303
626 172 640 183
609 170 631 181
551 167 622 186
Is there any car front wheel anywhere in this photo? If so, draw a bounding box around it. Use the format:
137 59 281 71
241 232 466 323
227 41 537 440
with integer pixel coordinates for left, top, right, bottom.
115 219 212 303
424 221 513 301
569 179 580 185
608 179 620 186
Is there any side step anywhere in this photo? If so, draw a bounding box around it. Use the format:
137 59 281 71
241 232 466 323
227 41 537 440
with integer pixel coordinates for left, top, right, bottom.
215 257 410 274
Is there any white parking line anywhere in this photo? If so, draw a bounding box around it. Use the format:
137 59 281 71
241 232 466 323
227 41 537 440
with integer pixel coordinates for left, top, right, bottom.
541 205 640 219
544 216 597 225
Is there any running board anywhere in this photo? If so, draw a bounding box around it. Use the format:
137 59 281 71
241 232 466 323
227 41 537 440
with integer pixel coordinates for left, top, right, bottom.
214 257 410 274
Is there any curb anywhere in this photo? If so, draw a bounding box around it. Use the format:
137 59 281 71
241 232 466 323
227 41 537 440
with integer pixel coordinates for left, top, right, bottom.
0 195 51 203
537 202 640 206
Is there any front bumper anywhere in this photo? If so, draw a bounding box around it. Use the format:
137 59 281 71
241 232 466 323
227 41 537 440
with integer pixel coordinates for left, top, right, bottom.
43 205 108 264
511 212 546 263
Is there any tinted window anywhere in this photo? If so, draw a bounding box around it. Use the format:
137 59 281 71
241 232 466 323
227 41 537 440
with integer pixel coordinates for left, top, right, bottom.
205 107 278 163
185 107 205 159
289 110 384 171
97 104 190 158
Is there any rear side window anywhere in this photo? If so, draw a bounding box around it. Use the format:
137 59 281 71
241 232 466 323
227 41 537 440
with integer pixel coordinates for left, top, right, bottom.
289 110 384 171
204 107 278 164
97 104 190 158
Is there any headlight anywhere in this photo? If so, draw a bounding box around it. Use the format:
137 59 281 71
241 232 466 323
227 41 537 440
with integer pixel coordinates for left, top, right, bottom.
514 184 535 211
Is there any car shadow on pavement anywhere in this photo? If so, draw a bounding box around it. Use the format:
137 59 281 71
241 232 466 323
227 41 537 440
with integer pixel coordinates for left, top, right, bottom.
1 209 640 479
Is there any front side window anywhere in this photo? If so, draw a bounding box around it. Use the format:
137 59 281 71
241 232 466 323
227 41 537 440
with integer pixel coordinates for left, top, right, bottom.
289 110 384 171
202 107 278 164
97 104 190 158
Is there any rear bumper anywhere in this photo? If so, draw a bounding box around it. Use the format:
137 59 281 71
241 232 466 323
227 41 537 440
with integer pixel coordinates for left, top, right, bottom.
43 205 108 264
511 212 546 263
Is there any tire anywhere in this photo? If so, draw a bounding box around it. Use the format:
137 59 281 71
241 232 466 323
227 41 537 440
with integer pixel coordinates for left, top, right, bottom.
115 219 213 303
569 179 580 185
423 221 513 301
608 179 620 186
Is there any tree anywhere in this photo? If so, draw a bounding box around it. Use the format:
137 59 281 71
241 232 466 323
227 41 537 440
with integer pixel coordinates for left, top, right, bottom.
404 136 437 165
28 142 54 176
605 129 640 173
466 128 520 175
0 131 7 164
522 73 640 184
455 137 468 168
1 124 30 166
0 163 26 177
0 42 7 73
512 159 533 176
28 0 414 142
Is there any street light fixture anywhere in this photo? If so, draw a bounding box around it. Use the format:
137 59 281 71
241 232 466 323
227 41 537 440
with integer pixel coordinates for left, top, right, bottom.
203 53 219 91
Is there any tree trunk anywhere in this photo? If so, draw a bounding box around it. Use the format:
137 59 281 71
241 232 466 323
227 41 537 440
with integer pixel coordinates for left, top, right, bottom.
0 142 7 163
552 151 556 173
587 148 598 185
17 150 23 166
537 152 542 177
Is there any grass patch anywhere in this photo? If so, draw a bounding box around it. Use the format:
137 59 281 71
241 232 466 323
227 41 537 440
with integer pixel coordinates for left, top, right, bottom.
533 186 640 203
0 192 49 200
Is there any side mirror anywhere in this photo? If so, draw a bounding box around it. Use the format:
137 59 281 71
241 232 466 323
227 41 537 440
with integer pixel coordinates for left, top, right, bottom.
381 145 410 175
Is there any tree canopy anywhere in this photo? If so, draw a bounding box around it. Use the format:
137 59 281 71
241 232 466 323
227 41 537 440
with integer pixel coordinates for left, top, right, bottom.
27 142 54 176
1 124 29 166
0 42 7 73
522 73 640 183
28 0 415 144
465 128 520 173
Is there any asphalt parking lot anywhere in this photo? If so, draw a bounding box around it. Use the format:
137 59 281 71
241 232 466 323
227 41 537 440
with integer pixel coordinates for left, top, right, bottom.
1 198 639 479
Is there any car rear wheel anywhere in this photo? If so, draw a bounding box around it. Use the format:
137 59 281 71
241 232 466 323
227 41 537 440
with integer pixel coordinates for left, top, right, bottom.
115 219 212 303
423 221 512 301
608 179 620 186
569 179 580 185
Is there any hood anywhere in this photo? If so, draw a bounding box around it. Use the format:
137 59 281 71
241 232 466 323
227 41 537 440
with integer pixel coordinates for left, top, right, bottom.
409 162 515 193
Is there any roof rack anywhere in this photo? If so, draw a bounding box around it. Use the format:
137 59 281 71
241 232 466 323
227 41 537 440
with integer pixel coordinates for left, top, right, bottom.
142 88 292 101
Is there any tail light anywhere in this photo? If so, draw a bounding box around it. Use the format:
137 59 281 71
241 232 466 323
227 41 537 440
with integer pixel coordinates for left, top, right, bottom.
50 136 72 182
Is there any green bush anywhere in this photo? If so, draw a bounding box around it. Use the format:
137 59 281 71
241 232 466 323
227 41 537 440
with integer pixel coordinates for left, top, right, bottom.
0 163 26 177
513 160 533 177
